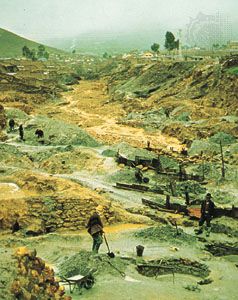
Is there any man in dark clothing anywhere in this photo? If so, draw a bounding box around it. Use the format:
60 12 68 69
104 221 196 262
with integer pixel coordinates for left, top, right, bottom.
19 124 24 141
135 168 143 183
146 140 151 150
35 129 44 139
86 212 104 253
9 119 15 131
35 129 44 144
196 193 215 237
12 219 20 233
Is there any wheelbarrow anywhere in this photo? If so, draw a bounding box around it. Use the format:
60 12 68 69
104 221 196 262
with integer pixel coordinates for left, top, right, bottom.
60 273 95 293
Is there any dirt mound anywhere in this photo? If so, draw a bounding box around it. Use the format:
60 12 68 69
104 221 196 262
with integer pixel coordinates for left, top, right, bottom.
23 115 100 146
134 225 197 245
188 140 220 156
38 148 106 174
0 144 33 169
209 132 237 145
103 142 157 160
59 251 131 278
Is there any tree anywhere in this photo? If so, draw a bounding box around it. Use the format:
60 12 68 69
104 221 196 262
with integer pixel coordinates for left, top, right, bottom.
23 44 49 61
212 43 220 50
103 52 109 59
22 46 31 58
151 43 160 53
165 31 179 51
29 49 37 61
44 51 49 60
36 45 50 60
22 46 37 60
37 45 46 58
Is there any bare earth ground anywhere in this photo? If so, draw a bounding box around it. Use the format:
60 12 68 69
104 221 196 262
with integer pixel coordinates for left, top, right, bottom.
0 79 238 300
1 224 237 300
36 80 183 152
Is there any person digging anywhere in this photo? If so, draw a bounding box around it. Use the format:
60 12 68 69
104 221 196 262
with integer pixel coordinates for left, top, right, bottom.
196 193 215 237
86 210 104 253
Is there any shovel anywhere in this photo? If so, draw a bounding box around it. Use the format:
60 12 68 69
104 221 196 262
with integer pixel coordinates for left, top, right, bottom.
104 233 115 258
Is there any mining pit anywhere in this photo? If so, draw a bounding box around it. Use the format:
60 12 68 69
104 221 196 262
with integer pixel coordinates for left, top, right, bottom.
0 55 238 300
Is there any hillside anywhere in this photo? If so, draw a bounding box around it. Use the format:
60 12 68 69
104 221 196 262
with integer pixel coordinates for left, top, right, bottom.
0 28 63 58
42 29 165 55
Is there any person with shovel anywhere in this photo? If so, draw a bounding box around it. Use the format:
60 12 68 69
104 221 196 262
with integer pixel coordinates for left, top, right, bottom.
86 210 104 253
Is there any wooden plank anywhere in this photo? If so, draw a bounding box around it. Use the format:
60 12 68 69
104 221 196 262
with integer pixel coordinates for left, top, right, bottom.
116 182 149 192
142 198 187 214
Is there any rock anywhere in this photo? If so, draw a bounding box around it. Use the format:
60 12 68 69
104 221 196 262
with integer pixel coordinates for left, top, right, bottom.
12 248 71 299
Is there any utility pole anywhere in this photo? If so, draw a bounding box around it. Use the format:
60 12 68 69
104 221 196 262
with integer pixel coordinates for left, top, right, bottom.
178 29 183 59
220 140 225 178
201 151 205 181
202 160 205 181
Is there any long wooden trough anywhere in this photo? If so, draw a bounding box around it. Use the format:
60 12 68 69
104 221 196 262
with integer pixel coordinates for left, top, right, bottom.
115 182 149 192
142 198 188 214
142 198 238 220
116 154 205 182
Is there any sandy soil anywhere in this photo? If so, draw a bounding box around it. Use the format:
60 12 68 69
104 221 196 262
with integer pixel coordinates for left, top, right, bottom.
37 80 183 152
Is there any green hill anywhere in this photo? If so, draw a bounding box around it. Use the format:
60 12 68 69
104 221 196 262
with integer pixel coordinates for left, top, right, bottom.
0 28 63 58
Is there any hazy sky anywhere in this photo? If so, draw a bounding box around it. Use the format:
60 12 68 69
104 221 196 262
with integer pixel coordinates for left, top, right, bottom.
0 0 237 40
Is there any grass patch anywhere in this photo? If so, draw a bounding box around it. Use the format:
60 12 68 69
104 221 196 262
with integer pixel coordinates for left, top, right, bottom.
227 66 238 76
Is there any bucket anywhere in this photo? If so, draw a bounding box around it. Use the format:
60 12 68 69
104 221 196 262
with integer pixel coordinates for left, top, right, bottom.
136 245 144 257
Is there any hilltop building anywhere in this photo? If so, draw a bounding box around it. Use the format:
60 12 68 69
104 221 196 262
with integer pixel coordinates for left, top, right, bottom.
141 52 154 59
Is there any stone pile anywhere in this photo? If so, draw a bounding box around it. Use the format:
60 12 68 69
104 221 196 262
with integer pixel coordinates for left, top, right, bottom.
11 247 71 300
24 196 117 235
